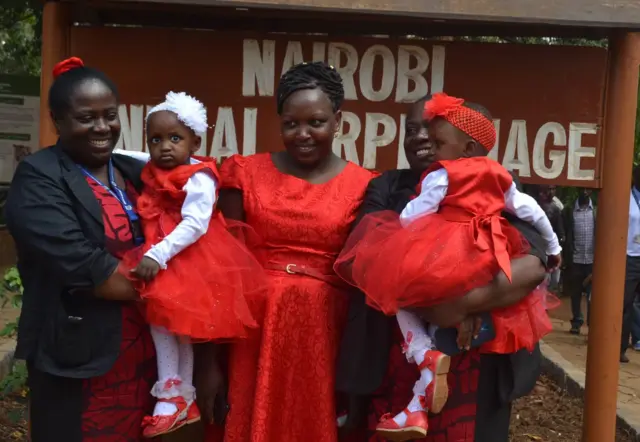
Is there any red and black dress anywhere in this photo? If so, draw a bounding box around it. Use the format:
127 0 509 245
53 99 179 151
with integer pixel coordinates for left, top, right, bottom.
78 177 157 440
27 176 156 442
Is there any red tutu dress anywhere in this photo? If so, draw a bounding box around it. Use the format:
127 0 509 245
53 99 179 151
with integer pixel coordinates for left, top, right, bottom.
335 157 558 354
122 158 262 341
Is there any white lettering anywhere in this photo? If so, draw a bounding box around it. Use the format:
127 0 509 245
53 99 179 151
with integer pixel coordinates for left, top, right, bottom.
115 104 144 152
312 42 326 62
281 41 305 77
532 122 567 180
364 113 397 169
243 108 258 156
568 123 598 180
397 114 409 169
395 46 429 103
487 120 500 161
327 42 359 100
333 111 361 164
211 107 238 159
359 45 395 102
242 39 275 97
502 120 531 177
430 45 446 94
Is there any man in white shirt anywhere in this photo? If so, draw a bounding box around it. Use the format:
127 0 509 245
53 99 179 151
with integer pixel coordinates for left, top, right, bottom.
621 166 640 363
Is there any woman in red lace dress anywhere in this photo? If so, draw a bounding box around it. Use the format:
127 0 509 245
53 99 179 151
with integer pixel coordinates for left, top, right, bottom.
198 62 375 442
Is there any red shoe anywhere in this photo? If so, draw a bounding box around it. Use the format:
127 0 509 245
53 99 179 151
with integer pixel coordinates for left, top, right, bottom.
376 409 429 441
419 350 450 414
142 396 189 438
185 400 201 425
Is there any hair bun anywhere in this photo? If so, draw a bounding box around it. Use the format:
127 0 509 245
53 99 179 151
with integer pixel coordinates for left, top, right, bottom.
52 57 85 79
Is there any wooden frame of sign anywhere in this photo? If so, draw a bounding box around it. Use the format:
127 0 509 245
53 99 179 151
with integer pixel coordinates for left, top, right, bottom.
36 2 640 442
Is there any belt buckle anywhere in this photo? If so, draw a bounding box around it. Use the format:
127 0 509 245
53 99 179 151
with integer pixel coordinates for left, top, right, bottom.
285 264 297 274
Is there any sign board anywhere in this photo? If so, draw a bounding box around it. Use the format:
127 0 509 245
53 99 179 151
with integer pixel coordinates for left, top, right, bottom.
0 75 39 183
70 27 607 187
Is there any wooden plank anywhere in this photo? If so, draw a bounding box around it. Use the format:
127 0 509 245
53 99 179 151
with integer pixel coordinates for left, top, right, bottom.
70 2 612 38
101 0 640 28
39 2 71 148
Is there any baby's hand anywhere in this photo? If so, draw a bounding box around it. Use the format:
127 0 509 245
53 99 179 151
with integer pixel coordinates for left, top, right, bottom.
456 316 482 351
548 254 562 272
131 257 161 282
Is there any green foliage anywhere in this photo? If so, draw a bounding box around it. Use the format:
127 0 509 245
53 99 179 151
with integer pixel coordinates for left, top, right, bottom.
0 360 27 396
0 267 22 338
0 0 42 76
0 267 27 398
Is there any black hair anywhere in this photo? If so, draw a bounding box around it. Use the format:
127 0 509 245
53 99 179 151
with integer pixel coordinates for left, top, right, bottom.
464 101 493 121
276 62 344 114
49 67 119 119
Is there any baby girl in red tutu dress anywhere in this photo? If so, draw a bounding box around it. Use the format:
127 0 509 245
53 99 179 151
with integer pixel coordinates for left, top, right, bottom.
118 92 263 438
334 93 561 441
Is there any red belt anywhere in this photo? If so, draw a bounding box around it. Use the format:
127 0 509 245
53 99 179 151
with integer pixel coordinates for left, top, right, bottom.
264 262 349 290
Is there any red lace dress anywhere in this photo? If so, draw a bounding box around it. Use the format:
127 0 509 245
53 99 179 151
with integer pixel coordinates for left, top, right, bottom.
336 157 555 354
205 153 375 442
121 159 261 341
81 176 156 441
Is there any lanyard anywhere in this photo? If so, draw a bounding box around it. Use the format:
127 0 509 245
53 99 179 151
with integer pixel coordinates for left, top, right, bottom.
79 160 144 246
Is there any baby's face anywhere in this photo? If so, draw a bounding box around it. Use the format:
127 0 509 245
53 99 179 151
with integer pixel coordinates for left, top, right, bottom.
427 119 469 162
146 110 200 169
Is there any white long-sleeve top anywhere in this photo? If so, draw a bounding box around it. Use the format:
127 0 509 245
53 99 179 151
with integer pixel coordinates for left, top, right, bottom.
400 168 562 256
114 149 217 269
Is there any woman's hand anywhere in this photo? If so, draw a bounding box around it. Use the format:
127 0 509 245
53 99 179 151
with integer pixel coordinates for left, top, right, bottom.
91 268 140 301
456 316 483 351
548 253 562 272
194 344 227 425
131 257 161 282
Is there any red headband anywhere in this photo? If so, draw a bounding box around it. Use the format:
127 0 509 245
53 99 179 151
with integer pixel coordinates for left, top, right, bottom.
423 93 496 150
53 57 85 79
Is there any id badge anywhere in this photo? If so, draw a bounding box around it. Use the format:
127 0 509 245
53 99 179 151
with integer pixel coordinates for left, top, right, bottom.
131 219 144 245
634 235 640 245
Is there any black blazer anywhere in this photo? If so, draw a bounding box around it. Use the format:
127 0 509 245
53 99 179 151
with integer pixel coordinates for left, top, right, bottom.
5 144 145 378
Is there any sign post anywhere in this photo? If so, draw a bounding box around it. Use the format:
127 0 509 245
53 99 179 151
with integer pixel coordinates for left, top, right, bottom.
583 31 640 442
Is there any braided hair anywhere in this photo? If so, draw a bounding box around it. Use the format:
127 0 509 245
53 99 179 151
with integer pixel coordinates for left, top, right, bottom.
276 62 344 115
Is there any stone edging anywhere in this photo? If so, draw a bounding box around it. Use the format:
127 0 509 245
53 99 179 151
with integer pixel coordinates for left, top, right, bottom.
540 340 640 441
0 339 16 383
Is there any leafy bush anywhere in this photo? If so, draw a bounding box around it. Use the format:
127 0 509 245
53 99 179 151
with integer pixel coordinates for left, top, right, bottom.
0 266 27 397
0 266 22 338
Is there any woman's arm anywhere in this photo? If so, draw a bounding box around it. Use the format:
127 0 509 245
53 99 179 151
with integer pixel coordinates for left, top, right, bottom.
6 162 138 301
413 255 546 328
218 189 245 221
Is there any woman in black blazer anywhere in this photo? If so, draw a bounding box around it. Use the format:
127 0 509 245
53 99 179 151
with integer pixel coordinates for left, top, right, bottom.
5 58 154 442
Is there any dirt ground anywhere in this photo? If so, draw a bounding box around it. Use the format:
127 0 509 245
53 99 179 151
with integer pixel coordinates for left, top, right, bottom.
0 391 27 441
510 376 634 442
0 375 634 442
